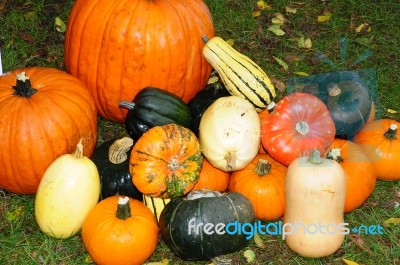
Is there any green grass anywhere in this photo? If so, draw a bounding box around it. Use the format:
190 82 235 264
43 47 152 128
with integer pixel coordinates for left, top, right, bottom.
0 0 399 264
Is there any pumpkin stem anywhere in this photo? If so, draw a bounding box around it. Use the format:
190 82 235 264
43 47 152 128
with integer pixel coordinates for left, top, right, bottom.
12 72 37 98
254 159 271 176
119 100 136 110
384 124 398 140
72 138 84 159
308 149 323 164
295 121 309 135
186 189 222 200
326 148 343 163
116 196 131 220
202 35 209 43
224 151 236 171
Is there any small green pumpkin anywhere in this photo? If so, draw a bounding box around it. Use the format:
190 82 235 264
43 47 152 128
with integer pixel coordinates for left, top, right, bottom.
119 87 192 140
91 137 142 201
159 189 254 261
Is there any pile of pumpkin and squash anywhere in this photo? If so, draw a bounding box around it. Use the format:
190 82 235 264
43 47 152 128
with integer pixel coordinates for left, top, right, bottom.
0 0 399 264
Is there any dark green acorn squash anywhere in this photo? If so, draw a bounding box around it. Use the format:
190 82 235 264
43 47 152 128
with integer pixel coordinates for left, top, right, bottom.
187 75 230 135
159 189 254 261
91 137 142 201
119 87 192 140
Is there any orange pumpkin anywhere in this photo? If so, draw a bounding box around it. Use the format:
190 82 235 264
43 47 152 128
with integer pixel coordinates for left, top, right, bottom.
64 0 215 122
229 153 286 221
0 68 97 194
82 196 159 265
191 158 230 192
130 124 203 198
258 108 270 154
325 138 376 212
353 119 400 180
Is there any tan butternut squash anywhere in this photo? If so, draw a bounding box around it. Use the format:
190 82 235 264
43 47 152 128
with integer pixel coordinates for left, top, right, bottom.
283 149 347 258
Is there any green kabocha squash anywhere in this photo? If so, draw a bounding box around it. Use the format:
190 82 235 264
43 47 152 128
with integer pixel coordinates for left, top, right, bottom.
159 189 255 261
187 73 230 135
119 87 192 140
202 36 276 111
91 137 142 201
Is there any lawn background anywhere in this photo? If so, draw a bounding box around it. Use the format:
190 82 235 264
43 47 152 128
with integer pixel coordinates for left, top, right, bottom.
0 0 399 264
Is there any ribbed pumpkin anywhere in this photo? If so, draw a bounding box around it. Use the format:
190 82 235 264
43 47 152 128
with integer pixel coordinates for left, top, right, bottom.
353 119 400 180
64 0 215 122
325 138 376 212
229 153 286 221
0 68 97 194
130 124 203 198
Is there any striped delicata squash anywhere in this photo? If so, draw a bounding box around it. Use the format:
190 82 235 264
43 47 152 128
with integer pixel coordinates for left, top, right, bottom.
202 36 276 111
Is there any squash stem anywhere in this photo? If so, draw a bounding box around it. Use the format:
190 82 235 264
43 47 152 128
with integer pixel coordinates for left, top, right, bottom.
72 138 84 159
202 35 209 43
116 196 131 220
326 148 343 163
12 72 37 98
224 151 236 171
308 149 323 164
384 124 398 140
119 100 136 110
254 159 271 176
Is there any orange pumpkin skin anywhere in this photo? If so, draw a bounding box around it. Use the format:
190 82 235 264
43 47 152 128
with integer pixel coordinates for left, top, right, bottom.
130 124 203 198
191 158 230 192
353 119 400 180
229 153 286 221
0 68 97 194
325 138 376 212
82 196 159 265
64 0 215 122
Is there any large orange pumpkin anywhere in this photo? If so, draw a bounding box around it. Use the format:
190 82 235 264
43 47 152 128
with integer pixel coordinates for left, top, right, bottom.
229 153 286 221
325 138 376 212
0 68 98 194
130 124 203 198
64 0 215 122
353 119 400 180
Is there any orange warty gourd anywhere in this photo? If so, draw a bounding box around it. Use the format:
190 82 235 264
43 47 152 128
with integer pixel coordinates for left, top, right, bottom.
82 196 159 265
64 0 215 122
325 138 376 212
0 68 97 194
229 153 286 221
191 158 230 192
130 124 203 198
353 119 400 180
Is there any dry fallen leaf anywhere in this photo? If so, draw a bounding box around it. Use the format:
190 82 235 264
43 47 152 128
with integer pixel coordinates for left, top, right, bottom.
271 77 286 92
317 12 332 23
383 217 400 227
297 36 312 49
144 259 170 265
342 258 360 265
355 23 371 34
285 6 297 14
253 233 267 248
243 249 256 263
268 24 285 36
252 0 271 17
271 13 285 25
272 56 288 70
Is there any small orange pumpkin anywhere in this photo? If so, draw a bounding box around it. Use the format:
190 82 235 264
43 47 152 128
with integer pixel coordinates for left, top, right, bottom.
229 153 286 221
353 119 400 180
325 138 376 212
130 123 203 198
191 158 230 192
82 196 159 265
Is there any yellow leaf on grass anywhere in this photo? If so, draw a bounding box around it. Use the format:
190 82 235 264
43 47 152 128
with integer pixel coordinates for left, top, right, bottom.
273 56 288 70
294 71 309 76
271 13 285 25
54 16 66 33
387 108 398 114
317 12 332 23
356 23 371 34
383 217 400 227
297 36 312 48
342 258 360 265
268 24 285 36
225 39 235 46
6 206 24 222
285 6 297 14
252 0 271 17
243 249 256 263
